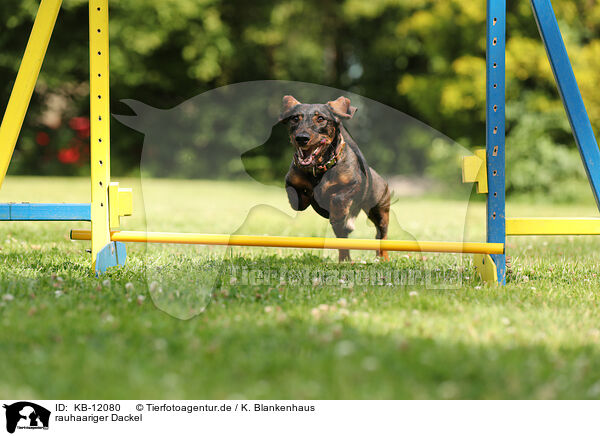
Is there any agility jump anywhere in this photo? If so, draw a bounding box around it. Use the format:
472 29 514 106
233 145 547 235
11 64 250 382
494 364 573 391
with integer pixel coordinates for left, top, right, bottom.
69 230 505 255
1 0 599 284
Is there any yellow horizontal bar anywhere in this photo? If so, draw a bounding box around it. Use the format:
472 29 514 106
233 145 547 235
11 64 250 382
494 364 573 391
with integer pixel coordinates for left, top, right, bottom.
506 218 600 235
70 230 504 254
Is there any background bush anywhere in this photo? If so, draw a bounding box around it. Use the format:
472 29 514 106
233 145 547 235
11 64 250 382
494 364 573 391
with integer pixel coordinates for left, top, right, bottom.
1 0 599 201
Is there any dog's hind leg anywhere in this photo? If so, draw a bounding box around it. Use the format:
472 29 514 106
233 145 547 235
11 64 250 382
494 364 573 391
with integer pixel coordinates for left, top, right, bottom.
366 187 390 260
329 193 357 262
331 218 354 262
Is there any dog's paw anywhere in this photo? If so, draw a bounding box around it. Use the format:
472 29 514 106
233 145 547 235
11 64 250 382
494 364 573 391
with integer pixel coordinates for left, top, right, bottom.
286 186 301 210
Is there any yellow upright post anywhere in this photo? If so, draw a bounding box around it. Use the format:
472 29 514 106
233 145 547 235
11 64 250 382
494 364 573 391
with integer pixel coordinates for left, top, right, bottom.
89 0 111 271
0 0 62 187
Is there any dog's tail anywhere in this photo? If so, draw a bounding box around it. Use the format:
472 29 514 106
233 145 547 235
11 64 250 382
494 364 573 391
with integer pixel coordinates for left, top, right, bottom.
389 188 399 206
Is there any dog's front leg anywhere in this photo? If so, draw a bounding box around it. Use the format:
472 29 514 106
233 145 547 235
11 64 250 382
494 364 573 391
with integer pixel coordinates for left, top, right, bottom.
329 189 357 262
331 219 354 262
285 181 311 211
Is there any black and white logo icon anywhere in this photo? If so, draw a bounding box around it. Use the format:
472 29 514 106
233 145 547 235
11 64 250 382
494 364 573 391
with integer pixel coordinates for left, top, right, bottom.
3 402 50 434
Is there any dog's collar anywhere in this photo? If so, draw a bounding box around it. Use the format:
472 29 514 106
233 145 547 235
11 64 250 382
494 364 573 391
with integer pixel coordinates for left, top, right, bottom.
294 135 346 176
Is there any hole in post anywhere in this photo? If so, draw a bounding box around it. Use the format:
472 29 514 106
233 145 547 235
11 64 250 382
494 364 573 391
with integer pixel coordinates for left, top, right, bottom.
493 105 498 112
98 73 101 77
99 181 103 187
100 203 104 207
493 63 497 68
99 160 103 166
493 17 497 25
494 192 497 197
493 38 497 46
493 126 498 134
99 116 102 121
493 83 497 88
492 212 496 218
97 29 101 33
98 95 101 99
493 170 497 176
97 51 101 55
99 138 102 143
493 146 498 156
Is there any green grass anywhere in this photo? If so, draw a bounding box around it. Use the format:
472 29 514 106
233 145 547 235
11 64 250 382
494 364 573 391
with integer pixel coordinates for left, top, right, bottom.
1 176 600 399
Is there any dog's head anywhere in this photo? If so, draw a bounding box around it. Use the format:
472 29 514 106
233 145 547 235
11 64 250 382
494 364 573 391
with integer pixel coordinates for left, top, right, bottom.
278 95 357 167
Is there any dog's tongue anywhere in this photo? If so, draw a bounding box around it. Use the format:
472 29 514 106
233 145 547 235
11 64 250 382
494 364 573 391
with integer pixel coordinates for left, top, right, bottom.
297 145 322 166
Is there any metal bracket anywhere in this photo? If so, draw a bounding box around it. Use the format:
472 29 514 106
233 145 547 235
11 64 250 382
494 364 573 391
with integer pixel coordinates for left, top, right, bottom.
473 254 498 284
95 241 127 275
108 182 133 228
462 148 488 193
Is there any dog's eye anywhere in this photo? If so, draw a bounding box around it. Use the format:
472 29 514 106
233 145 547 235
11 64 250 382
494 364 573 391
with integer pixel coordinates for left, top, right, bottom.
316 116 325 123
291 115 300 123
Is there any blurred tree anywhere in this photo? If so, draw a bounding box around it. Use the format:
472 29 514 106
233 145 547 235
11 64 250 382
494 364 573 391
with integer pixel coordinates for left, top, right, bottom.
1 0 599 201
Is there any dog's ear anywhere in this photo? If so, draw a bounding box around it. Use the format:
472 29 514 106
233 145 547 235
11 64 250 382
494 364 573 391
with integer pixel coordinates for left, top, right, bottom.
279 95 301 122
327 96 357 119
282 95 301 111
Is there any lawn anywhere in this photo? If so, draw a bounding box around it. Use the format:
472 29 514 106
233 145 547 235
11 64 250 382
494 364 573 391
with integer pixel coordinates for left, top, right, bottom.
1 176 600 399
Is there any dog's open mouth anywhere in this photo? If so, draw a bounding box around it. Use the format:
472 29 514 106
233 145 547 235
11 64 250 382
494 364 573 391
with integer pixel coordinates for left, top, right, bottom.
295 139 328 166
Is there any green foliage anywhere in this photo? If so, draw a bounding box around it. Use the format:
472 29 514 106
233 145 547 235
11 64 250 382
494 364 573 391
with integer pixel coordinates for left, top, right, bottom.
2 0 600 201
506 93 591 202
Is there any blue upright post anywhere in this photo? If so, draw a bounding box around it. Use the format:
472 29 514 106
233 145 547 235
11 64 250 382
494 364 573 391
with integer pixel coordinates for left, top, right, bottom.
486 0 506 284
531 0 600 208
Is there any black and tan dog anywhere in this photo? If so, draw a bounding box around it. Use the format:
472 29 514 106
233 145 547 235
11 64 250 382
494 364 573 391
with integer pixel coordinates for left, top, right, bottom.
280 95 391 261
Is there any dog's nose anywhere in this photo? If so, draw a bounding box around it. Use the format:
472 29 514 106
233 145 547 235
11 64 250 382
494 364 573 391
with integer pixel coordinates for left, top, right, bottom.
295 135 310 146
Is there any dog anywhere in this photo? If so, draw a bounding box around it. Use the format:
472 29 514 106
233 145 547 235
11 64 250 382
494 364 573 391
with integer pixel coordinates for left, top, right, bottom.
279 95 391 261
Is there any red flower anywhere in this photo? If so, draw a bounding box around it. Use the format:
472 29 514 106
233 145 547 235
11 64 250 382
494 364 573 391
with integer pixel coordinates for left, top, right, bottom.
69 117 90 132
35 132 50 146
58 146 81 164
77 126 90 139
